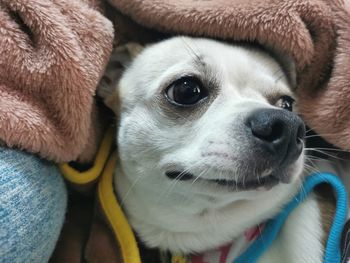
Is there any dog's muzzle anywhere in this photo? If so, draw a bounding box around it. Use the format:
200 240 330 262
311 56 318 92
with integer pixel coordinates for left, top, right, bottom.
165 108 305 191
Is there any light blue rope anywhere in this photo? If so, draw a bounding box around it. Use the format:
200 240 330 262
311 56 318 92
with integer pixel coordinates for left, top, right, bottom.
234 173 348 263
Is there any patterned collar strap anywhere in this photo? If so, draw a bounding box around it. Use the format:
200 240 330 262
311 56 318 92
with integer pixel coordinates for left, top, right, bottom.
234 173 348 263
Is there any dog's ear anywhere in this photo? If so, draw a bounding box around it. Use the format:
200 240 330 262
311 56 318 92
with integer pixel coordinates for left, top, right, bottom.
276 53 297 89
97 43 144 113
268 48 297 89
261 44 297 89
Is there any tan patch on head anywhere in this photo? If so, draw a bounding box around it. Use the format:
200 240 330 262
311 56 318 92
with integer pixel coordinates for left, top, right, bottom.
125 43 144 58
98 42 144 116
104 89 121 116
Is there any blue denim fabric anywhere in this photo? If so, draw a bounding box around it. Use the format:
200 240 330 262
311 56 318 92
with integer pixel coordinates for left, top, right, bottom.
0 147 67 263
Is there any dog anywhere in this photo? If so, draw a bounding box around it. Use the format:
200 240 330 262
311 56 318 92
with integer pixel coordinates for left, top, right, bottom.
99 37 336 263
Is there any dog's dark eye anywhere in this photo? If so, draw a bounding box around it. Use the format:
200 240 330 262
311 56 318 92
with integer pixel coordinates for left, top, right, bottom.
165 77 208 106
276 95 295 111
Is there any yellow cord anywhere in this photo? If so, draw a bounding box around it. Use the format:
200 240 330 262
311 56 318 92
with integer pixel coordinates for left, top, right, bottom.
59 128 115 184
98 152 141 263
172 255 188 263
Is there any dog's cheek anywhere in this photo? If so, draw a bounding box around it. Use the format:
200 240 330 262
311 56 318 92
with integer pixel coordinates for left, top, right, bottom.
118 114 160 157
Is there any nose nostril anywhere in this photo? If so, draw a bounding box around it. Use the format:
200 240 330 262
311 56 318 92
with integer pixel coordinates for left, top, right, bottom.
251 120 284 143
269 121 284 142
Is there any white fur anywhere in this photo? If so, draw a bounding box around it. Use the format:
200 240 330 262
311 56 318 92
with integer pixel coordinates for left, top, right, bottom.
260 194 324 263
110 37 326 261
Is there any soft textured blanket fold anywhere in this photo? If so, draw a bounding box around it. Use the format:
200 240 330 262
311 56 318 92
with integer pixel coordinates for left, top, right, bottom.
1 0 350 160
0 0 113 162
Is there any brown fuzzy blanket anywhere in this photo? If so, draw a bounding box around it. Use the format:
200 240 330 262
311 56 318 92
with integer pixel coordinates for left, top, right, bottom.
0 0 113 162
1 0 350 164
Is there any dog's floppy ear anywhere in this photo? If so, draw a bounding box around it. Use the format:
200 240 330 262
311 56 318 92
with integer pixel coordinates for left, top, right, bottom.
276 53 297 89
267 47 297 89
97 43 144 113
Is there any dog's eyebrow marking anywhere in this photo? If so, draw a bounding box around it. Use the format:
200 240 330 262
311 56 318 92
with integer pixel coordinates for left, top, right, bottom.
181 38 219 86
181 37 203 63
193 54 206 68
192 56 221 95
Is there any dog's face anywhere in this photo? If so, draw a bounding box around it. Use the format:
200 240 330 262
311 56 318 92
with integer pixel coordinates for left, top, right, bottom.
111 37 305 253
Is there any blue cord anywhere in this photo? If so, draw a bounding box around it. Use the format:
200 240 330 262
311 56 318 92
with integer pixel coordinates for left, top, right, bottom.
234 173 348 263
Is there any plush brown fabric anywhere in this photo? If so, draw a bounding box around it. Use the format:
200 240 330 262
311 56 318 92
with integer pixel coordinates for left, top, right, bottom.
3 0 348 162
50 192 123 263
0 0 113 162
50 193 94 263
84 203 123 263
108 0 350 150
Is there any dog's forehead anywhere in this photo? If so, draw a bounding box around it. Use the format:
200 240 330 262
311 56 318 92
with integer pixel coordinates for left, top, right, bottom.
119 37 291 104
140 37 282 75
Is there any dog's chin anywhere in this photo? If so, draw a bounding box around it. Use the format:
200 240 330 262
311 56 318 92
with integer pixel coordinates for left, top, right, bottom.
128 169 302 254
119 161 303 255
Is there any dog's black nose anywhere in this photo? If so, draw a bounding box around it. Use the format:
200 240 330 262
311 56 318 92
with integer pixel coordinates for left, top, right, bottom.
247 108 305 165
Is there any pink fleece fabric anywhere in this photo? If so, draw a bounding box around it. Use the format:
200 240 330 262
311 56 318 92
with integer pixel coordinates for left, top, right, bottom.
1 0 350 164
0 0 113 162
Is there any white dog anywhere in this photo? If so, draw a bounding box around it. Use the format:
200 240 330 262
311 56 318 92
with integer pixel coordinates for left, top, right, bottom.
99 37 336 263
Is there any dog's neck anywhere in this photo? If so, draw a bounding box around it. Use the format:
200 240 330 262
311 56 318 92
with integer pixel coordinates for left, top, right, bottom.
114 162 299 254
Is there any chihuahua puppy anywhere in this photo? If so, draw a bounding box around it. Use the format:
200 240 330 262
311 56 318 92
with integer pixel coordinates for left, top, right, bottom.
99 37 332 263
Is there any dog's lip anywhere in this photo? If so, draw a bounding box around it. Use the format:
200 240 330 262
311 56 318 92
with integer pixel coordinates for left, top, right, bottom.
212 174 281 190
165 171 195 181
165 171 282 190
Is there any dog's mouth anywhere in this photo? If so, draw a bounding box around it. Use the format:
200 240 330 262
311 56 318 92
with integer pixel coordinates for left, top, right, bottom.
165 171 283 191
